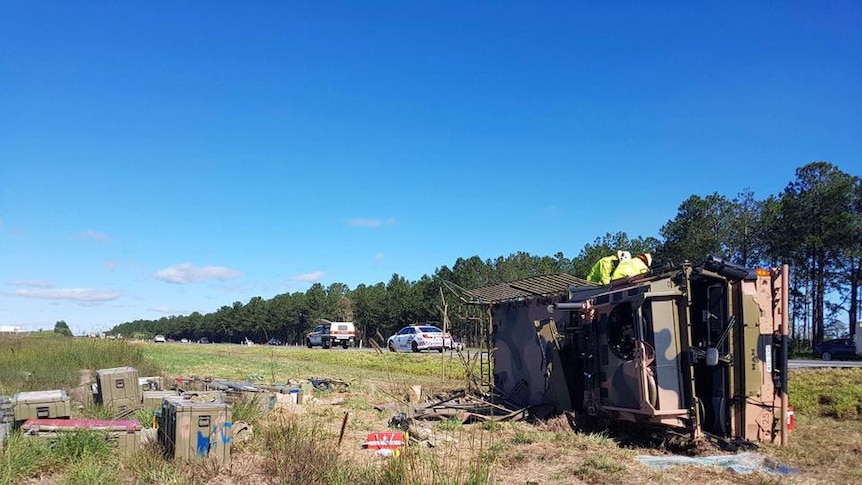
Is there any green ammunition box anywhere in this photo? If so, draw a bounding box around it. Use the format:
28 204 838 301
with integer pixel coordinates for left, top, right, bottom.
139 376 166 391
96 367 141 414
12 390 71 422
21 418 141 454
142 390 179 410
180 390 224 403
159 399 232 464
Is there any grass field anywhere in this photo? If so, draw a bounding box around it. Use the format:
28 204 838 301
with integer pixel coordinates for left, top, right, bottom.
2 335 861 484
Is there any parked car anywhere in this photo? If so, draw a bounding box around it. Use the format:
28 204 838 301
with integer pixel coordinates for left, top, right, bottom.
814 338 858 361
267 338 283 346
444 335 465 352
307 320 355 349
198 337 211 344
387 325 445 353
154 335 166 343
180 338 189 343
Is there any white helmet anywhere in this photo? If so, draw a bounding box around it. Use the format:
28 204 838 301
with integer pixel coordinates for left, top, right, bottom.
617 251 632 261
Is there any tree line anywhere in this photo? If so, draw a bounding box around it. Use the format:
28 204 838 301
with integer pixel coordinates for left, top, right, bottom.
109 162 860 348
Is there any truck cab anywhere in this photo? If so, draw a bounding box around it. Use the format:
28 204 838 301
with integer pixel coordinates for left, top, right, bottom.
307 320 355 349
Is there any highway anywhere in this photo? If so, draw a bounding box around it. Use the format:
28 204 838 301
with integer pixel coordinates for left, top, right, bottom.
788 359 862 369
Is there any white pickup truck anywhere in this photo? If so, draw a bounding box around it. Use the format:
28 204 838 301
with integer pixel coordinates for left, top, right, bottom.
307 320 355 349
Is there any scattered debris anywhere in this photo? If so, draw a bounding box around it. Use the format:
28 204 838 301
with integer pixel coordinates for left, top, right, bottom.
387 413 454 448
309 377 350 393
232 420 253 443
0 396 11 445
362 431 407 450
635 453 800 476
408 385 422 403
383 389 527 423
338 412 350 447
374 448 400 458
139 376 165 391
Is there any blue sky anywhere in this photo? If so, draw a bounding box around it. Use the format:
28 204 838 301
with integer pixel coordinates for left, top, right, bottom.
1 2 860 335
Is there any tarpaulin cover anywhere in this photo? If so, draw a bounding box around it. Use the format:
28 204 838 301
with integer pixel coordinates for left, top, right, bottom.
635 453 799 475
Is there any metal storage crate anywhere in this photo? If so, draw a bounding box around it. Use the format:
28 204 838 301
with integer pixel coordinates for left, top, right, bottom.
139 376 166 392
12 390 71 422
158 398 232 464
21 418 142 454
142 390 179 410
96 367 141 415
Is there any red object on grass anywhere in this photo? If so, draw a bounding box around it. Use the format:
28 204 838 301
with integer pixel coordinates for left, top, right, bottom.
363 431 407 450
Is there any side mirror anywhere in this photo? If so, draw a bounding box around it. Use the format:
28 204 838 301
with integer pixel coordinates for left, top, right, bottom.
706 347 719 367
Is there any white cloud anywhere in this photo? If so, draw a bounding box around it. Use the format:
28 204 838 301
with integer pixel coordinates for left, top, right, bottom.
12 288 122 302
155 263 242 284
373 253 385 263
82 230 109 241
291 271 325 282
347 218 396 228
9 280 54 288
103 260 119 271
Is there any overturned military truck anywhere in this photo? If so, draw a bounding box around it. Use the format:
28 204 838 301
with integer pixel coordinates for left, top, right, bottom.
466 258 790 445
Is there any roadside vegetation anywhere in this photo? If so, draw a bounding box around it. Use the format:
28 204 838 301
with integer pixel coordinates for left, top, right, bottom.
0 333 160 395
3 336 862 484
108 162 861 362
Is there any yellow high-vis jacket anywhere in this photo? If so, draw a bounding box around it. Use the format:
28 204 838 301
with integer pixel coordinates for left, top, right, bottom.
586 256 619 285
611 257 649 280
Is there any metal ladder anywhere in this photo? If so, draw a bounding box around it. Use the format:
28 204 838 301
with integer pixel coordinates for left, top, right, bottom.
478 316 493 392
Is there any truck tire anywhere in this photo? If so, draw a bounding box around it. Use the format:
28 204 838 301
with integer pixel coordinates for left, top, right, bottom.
342 341 349 349
307 339 313 348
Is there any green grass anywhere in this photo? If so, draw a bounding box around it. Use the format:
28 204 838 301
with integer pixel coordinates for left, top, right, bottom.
512 430 537 444
259 415 362 485
4 333 862 484
789 368 862 419
0 429 116 485
140 343 468 384
435 416 464 431
0 334 161 394
61 457 121 485
481 420 502 432
574 454 627 483
229 393 267 424
0 433 54 485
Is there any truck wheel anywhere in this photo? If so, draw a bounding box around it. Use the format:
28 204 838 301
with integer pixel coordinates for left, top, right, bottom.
822 351 832 361
342 341 349 349
307 339 313 348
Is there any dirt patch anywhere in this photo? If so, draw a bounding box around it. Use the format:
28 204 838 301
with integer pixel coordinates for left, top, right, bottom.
67 369 95 407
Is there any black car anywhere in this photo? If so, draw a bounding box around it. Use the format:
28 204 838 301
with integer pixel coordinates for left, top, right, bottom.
198 337 211 344
813 338 858 361
267 338 283 346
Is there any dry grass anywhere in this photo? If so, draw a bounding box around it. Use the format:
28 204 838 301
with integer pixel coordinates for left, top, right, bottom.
4 336 862 484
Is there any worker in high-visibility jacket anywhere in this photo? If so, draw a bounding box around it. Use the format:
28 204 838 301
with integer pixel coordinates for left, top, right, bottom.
587 251 631 284
610 253 652 281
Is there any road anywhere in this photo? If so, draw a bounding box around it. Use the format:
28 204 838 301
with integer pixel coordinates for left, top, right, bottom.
788 359 862 369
